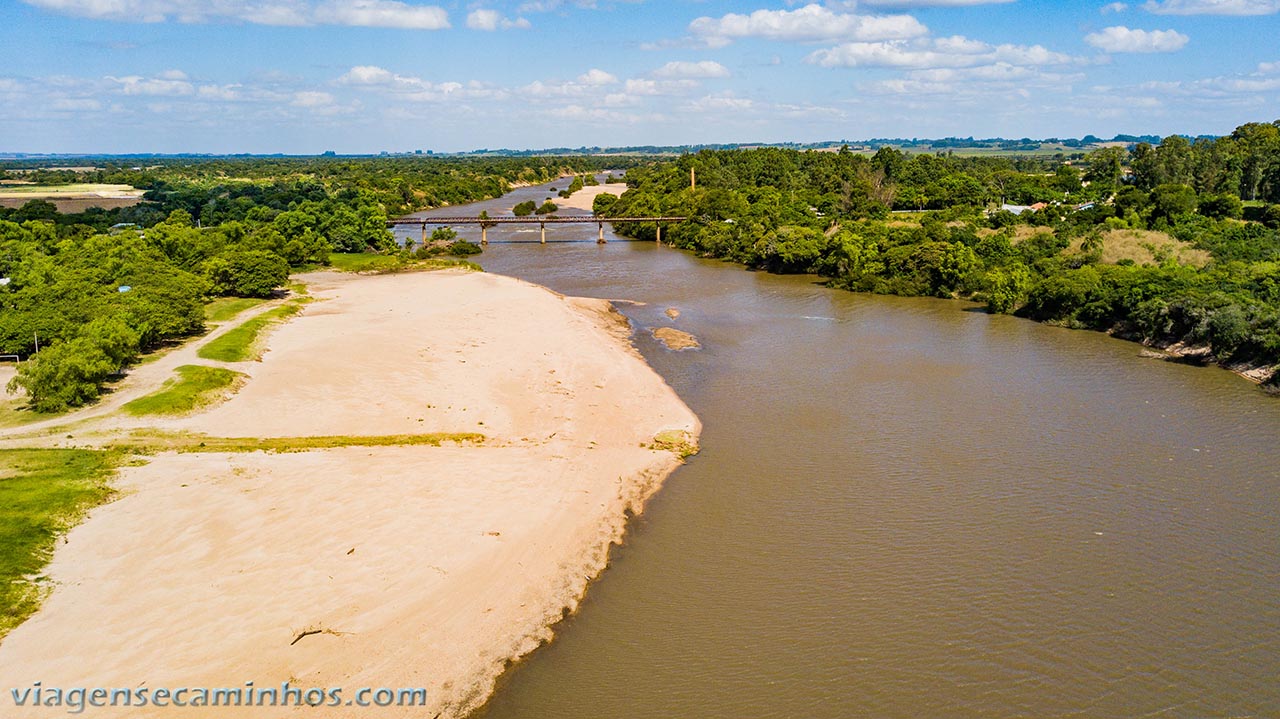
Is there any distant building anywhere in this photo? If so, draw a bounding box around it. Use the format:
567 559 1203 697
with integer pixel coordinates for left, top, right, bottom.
1001 204 1033 215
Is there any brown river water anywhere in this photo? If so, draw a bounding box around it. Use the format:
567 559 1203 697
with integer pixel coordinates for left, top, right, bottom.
400 180 1280 719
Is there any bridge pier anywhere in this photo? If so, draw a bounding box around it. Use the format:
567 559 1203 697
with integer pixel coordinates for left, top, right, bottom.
540 223 546 244
656 225 662 245
598 222 605 244
421 223 427 245
480 225 488 245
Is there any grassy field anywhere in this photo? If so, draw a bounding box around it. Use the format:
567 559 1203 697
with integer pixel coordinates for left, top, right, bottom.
328 253 406 273
121 365 246 417
0 448 121 638
197 303 303 363
203 297 268 323
327 253 482 274
0 183 142 198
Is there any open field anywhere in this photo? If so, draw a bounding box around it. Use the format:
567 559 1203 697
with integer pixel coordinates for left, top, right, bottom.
0 183 144 211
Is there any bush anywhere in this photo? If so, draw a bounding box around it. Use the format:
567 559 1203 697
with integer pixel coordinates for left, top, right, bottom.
512 200 536 217
204 250 290 298
535 201 558 215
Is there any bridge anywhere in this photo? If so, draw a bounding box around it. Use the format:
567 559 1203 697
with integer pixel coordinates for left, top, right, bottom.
387 215 687 245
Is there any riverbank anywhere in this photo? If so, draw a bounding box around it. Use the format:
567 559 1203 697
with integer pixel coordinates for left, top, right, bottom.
0 269 699 718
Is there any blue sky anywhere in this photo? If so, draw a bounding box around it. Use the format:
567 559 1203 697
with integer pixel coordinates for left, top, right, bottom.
1 0 1278 153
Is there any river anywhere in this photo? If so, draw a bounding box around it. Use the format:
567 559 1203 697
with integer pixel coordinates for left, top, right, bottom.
399 179 1280 719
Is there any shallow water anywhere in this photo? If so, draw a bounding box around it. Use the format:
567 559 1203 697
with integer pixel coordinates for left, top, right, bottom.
401 181 1280 719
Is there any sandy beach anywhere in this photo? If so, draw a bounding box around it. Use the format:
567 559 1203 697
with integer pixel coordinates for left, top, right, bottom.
0 269 699 718
555 183 626 212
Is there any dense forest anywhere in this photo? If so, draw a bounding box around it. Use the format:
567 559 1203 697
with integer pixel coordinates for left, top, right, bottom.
600 121 1280 388
0 156 610 410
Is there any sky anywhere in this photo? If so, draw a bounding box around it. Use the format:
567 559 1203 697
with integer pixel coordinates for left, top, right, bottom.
1 0 1278 154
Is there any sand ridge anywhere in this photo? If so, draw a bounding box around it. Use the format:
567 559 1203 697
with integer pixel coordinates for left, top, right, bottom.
0 268 699 718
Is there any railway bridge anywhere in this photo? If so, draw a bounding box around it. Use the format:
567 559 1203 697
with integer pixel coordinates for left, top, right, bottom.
387 215 687 245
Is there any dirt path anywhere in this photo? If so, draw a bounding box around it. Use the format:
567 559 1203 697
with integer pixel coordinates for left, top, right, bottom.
0 298 290 439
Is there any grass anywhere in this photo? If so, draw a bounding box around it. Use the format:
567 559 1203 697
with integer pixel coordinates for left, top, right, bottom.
328 253 406 273
0 448 122 639
121 365 246 417
1068 229 1212 267
327 253 483 274
204 297 268 323
115 429 485 454
197 303 303 363
0 183 142 198
647 429 699 460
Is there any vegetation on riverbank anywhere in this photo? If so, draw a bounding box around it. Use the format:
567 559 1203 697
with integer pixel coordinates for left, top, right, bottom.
0 448 122 639
197 304 304 363
1 157 595 412
121 365 246 416
604 120 1280 387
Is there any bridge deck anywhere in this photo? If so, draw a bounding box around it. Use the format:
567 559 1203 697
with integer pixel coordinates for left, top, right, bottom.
388 216 686 225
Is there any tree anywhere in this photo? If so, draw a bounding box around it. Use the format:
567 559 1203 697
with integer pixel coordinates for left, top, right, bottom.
1198 193 1243 219
1148 183 1198 223
535 201 558 215
204 250 290 298
8 337 116 412
512 200 537 216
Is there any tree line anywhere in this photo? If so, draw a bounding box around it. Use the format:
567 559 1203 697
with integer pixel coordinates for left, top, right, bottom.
601 120 1280 388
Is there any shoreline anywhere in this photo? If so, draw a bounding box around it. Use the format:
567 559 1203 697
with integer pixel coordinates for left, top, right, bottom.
0 269 699 718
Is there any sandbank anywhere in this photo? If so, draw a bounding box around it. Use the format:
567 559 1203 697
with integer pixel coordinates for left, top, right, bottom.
0 269 699 718
555 183 626 212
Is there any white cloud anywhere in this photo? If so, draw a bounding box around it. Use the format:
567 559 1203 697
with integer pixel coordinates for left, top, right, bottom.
653 60 730 79
577 68 618 85
1143 0 1280 13
808 36 1080 69
292 90 334 106
623 78 698 96
685 93 754 112
1102 2 1129 12
688 4 927 48
20 0 451 28
313 1 449 29
198 83 242 100
465 8 529 30
1084 26 1189 52
336 65 505 102
859 0 1014 5
107 73 195 96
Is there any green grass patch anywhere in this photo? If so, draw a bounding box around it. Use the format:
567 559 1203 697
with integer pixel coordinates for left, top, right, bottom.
121 365 246 417
204 297 268 323
197 303 302 363
328 253 406 273
0 448 122 639
117 429 484 454
327 253 483 274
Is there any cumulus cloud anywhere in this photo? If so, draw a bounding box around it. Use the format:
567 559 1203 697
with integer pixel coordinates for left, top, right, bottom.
652 60 730 79
808 35 1080 69
1084 26 1189 52
465 8 530 30
577 68 618 85
1142 0 1280 13
858 0 1014 5
336 65 495 101
106 72 195 96
21 0 451 28
688 4 927 48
